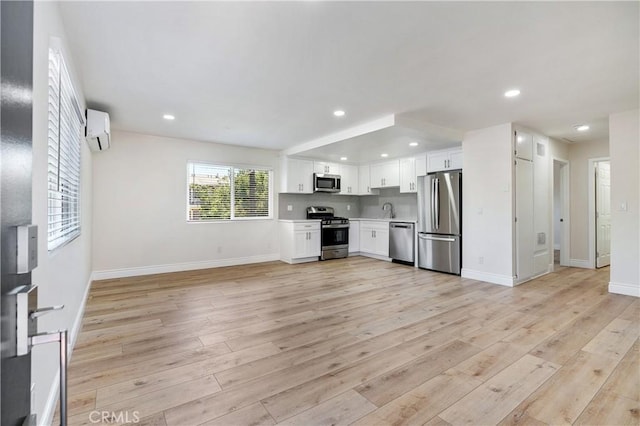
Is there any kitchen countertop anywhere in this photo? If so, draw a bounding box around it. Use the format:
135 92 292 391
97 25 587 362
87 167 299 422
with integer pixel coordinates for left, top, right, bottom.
348 218 417 223
278 219 321 223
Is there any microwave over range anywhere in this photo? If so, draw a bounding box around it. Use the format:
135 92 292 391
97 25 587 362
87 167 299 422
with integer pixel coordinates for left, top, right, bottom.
314 173 341 193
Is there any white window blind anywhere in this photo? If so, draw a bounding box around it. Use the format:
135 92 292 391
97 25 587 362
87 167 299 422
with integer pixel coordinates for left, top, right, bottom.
47 48 84 251
187 162 271 221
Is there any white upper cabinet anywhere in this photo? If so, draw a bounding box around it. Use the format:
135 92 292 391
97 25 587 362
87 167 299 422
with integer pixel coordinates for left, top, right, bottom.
427 147 463 172
338 164 358 195
400 157 426 192
280 157 313 193
313 161 340 175
370 160 400 188
358 164 380 195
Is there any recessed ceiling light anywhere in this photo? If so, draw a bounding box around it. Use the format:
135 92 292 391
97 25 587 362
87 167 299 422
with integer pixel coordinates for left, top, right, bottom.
504 89 521 98
575 124 590 132
333 110 345 117
340 156 348 161
381 153 388 158
409 142 419 147
163 114 175 120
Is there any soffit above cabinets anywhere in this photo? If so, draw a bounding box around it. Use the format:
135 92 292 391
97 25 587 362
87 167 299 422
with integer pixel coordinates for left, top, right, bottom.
285 114 464 164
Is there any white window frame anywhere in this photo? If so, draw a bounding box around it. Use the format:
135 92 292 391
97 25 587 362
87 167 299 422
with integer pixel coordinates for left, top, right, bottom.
47 47 84 251
186 161 273 222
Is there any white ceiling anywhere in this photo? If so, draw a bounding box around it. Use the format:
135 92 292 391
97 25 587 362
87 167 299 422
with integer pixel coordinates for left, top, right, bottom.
59 1 638 160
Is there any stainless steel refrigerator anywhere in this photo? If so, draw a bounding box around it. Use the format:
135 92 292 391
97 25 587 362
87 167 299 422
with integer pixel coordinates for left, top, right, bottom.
417 171 462 275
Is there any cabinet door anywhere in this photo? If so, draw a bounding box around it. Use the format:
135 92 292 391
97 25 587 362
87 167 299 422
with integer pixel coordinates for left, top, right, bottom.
359 226 376 254
358 164 379 195
427 151 449 173
314 161 340 175
283 158 313 193
293 230 310 258
371 160 400 188
339 164 358 195
383 160 400 187
370 163 385 188
374 228 390 257
307 230 321 257
448 149 463 170
399 157 416 193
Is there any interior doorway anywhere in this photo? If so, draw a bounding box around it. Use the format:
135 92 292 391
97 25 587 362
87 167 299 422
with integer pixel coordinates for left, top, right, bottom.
595 160 611 268
588 157 611 269
552 159 570 270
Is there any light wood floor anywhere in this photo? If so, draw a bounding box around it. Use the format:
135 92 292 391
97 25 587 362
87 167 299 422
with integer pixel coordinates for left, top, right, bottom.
63 257 639 425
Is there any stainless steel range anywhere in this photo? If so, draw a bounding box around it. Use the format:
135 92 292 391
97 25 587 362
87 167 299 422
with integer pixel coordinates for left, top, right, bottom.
307 206 349 260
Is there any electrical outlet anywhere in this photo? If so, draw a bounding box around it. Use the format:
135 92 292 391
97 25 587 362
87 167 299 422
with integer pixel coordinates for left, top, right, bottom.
620 202 628 212
217 246 222 254
287 205 293 211
347 205 351 211
478 256 484 265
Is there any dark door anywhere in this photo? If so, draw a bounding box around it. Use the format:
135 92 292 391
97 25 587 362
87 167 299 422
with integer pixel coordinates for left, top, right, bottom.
1 1 34 425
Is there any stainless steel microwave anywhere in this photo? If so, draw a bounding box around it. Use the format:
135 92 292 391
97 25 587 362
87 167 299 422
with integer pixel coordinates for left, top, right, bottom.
313 173 341 193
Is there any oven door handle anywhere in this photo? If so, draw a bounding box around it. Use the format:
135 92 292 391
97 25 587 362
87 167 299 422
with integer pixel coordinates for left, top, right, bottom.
322 224 349 229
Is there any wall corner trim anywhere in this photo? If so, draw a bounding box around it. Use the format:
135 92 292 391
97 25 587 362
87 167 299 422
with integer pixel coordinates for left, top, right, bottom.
609 281 640 297
461 268 515 287
92 254 281 280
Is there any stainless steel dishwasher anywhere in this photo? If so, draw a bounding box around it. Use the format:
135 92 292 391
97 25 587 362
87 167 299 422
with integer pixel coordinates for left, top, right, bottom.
389 222 415 264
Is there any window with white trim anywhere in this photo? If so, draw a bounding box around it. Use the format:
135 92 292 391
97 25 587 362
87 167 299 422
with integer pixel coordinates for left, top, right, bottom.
187 162 271 221
47 48 84 251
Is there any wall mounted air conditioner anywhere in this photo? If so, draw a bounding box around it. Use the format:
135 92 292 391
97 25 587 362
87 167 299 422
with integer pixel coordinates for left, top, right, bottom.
85 109 111 151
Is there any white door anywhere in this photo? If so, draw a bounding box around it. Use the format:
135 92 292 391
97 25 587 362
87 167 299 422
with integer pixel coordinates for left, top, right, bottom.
596 161 611 268
515 158 534 281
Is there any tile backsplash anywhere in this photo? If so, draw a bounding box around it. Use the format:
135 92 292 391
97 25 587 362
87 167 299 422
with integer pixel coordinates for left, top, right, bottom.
278 187 417 220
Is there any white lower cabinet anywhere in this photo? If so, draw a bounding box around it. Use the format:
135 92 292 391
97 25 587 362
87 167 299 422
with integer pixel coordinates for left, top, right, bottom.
280 221 321 264
359 221 389 258
348 220 360 253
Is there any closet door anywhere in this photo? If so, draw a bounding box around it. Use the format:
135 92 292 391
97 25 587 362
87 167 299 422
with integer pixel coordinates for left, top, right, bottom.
515 158 534 281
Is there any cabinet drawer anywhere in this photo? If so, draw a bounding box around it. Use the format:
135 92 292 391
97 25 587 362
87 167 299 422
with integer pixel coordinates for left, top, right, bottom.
293 222 320 232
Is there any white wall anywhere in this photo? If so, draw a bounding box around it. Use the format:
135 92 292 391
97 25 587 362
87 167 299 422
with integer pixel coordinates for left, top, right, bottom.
32 2 93 423
92 131 280 278
609 109 639 297
461 123 515 285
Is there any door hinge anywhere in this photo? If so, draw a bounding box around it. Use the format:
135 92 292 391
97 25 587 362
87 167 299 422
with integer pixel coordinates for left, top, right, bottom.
515 217 518 222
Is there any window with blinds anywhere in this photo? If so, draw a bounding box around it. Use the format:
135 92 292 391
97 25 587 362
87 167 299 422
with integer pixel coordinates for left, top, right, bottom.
47 48 84 251
187 162 271 221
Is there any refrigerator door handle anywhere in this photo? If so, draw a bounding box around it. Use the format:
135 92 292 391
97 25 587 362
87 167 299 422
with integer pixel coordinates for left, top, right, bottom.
434 177 440 230
431 178 436 230
418 234 456 242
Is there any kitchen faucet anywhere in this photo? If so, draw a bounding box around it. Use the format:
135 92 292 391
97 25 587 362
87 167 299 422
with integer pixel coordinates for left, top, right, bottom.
382 202 395 219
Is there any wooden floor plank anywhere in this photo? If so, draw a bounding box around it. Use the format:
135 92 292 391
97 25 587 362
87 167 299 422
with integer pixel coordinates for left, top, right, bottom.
276 390 376 426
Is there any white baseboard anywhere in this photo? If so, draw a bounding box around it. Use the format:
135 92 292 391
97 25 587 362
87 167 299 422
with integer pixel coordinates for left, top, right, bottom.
42 272 94 426
609 281 640 297
92 254 280 280
461 268 515 287
569 259 592 269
